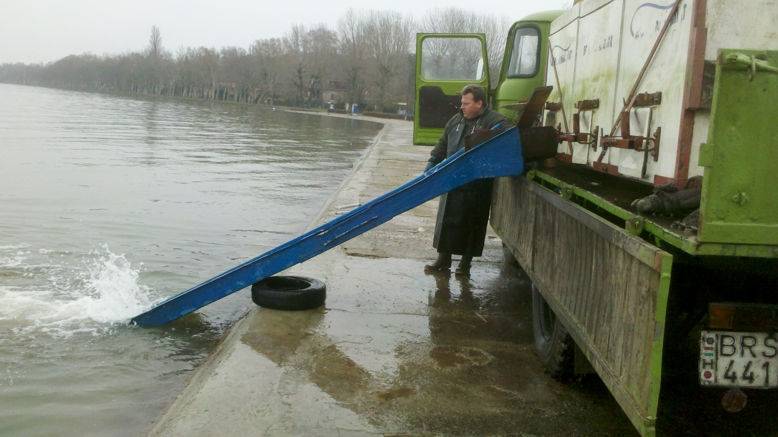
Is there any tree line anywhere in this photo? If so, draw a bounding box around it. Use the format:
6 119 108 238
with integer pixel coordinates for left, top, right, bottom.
0 9 508 112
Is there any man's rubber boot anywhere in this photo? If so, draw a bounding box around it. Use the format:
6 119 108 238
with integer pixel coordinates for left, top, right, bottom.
425 252 452 273
455 255 472 277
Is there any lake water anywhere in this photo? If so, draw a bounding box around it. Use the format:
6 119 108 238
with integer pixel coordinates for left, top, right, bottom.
0 83 382 436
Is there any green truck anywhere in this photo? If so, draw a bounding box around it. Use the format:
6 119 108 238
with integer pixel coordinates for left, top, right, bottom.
413 0 778 434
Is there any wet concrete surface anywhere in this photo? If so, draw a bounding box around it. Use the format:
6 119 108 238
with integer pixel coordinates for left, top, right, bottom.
150 116 636 436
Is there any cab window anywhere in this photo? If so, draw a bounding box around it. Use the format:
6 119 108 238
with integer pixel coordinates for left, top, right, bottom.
421 37 485 81
507 27 540 77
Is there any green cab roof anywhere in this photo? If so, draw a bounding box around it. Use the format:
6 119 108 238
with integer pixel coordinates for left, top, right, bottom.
518 10 564 23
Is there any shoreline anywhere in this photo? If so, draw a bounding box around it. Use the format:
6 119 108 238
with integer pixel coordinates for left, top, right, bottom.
0 81 407 119
149 113 510 435
146 112 427 434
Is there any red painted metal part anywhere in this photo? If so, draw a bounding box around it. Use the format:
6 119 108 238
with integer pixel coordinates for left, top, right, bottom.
592 161 620 176
674 0 708 188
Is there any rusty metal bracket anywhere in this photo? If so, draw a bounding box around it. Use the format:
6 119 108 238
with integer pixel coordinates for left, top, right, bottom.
562 113 599 148
558 128 599 149
633 92 662 108
600 128 661 161
575 99 600 111
556 98 600 148
600 109 661 161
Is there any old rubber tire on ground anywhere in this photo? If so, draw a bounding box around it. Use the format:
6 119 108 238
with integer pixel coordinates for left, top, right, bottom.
251 276 326 310
531 283 575 380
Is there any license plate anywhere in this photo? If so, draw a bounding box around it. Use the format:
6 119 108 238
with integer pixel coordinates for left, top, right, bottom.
700 331 778 388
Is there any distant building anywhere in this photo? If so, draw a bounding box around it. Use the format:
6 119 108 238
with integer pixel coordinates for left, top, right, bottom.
322 80 347 106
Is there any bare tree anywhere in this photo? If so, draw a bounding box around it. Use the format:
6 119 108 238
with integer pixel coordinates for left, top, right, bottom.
250 37 284 104
303 25 338 106
148 25 162 58
3 9 501 112
421 8 510 82
364 11 414 111
283 24 307 105
337 9 368 106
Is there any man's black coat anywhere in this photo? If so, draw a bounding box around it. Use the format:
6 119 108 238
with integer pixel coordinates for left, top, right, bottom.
427 108 506 256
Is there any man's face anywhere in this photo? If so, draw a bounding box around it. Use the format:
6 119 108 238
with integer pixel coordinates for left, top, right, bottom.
460 93 483 120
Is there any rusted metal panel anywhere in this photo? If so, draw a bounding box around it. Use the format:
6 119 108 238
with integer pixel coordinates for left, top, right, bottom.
517 86 553 128
683 0 708 111
675 0 708 186
520 127 561 160
492 176 672 435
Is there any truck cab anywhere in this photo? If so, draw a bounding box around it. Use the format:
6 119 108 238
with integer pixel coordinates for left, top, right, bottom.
492 11 561 122
412 12 561 145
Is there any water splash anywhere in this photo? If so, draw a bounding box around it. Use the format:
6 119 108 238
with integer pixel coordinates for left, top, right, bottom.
76 247 153 323
0 246 152 336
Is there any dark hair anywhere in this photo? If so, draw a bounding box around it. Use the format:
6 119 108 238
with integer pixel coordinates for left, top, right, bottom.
461 84 486 103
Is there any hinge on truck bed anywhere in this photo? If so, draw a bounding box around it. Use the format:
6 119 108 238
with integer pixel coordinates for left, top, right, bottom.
557 99 599 149
632 92 662 107
600 109 661 161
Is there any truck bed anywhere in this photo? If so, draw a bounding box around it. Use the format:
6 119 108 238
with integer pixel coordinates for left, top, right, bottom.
530 161 778 258
542 162 654 212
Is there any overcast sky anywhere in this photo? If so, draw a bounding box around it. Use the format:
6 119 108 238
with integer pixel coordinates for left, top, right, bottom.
1 0 571 64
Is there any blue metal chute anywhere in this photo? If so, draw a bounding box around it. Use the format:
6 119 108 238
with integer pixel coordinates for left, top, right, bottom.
131 127 525 326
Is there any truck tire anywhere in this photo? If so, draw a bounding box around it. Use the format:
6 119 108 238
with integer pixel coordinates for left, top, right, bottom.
251 276 326 310
531 284 575 380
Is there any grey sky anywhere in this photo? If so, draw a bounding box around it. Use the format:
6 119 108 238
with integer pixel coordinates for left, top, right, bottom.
1 0 571 64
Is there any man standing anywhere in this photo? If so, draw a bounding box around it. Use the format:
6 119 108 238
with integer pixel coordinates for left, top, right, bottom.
424 84 506 276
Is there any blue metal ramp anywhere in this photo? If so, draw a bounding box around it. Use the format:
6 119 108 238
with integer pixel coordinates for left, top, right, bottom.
132 127 524 326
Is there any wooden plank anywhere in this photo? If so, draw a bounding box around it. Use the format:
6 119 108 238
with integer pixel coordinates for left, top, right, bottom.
491 176 671 435
491 177 535 268
525 180 663 269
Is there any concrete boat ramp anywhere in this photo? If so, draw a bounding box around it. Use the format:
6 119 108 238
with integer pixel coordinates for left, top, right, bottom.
149 115 633 435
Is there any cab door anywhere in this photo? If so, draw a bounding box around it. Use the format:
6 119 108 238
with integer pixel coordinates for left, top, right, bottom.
493 18 556 122
413 33 490 145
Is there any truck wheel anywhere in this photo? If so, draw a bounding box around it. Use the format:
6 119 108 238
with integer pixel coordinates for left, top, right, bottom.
251 276 326 310
531 284 574 380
